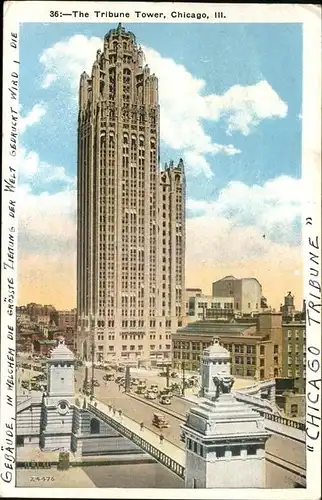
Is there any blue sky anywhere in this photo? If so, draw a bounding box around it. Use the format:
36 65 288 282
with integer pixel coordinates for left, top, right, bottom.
20 22 302 198
18 22 303 307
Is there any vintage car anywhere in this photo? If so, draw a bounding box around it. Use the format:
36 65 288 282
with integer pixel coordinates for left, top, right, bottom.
170 382 181 395
159 395 172 405
149 384 159 393
159 387 173 397
145 391 158 400
135 386 146 395
103 373 114 381
152 413 170 429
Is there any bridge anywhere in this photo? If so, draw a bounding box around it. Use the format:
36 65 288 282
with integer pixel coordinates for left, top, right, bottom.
82 392 306 488
84 398 185 480
17 355 306 488
234 391 280 413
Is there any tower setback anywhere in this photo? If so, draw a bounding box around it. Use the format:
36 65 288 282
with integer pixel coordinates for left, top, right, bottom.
77 24 185 365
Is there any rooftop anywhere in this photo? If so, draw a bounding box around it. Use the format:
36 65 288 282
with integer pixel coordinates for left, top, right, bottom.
104 23 136 43
178 319 257 335
204 338 230 359
49 339 75 361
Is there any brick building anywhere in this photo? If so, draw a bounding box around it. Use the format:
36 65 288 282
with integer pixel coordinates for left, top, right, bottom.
172 312 284 380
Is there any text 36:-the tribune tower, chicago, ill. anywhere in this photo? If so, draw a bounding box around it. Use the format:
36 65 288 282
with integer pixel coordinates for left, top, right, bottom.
77 24 186 365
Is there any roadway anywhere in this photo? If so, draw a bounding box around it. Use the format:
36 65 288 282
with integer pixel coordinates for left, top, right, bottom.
17 359 306 487
75 367 192 447
75 366 306 484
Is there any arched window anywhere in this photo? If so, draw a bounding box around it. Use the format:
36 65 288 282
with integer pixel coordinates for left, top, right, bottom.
123 134 129 144
90 418 100 434
109 132 115 146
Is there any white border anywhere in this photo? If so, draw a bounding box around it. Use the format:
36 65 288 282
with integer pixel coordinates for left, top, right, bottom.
1 2 321 499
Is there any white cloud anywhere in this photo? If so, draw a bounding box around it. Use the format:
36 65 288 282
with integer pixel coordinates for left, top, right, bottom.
187 175 302 246
19 174 301 265
18 184 76 246
18 147 75 187
19 102 47 134
42 73 57 89
39 35 101 93
204 80 288 136
142 46 241 177
18 176 302 308
39 35 288 178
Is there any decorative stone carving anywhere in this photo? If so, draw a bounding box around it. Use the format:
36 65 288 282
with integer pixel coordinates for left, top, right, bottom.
213 374 235 399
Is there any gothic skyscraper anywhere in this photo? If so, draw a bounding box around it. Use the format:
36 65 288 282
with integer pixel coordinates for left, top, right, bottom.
77 24 185 365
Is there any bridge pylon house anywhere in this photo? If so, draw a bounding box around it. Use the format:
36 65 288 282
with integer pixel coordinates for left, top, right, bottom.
40 338 76 451
181 338 271 488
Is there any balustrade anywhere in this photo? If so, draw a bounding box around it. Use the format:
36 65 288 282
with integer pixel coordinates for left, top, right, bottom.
88 402 185 479
259 410 305 431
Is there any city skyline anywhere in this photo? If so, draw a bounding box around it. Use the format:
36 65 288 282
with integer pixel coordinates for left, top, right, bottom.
18 22 303 310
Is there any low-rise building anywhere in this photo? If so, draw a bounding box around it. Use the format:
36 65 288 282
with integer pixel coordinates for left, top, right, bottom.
35 314 51 325
212 276 262 315
172 312 284 380
187 295 234 320
53 309 77 332
282 318 306 392
184 288 203 315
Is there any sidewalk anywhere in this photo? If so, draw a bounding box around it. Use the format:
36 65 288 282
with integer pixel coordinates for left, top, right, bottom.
85 397 185 467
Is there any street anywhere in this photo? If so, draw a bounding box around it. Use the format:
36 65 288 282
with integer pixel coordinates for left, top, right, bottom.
75 367 193 447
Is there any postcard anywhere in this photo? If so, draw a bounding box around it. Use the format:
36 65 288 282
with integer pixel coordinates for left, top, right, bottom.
1 1 321 499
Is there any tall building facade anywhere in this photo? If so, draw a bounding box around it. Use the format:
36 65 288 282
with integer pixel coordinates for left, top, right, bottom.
77 24 185 365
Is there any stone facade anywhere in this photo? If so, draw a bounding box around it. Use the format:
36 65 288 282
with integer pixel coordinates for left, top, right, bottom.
17 340 143 458
76 23 186 365
71 408 142 457
182 339 271 488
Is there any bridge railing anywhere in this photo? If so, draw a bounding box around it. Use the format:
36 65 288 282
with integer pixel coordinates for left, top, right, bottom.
88 403 185 480
234 391 276 412
258 410 306 431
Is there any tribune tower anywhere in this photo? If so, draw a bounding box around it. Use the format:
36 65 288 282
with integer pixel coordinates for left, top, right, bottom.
77 24 185 365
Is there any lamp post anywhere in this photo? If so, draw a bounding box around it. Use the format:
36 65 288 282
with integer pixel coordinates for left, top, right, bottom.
90 315 95 397
166 364 170 389
182 360 186 397
181 342 186 397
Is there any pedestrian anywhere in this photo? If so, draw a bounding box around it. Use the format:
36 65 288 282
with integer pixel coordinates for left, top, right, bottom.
118 409 122 418
140 421 144 431
113 407 116 415
159 433 164 444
